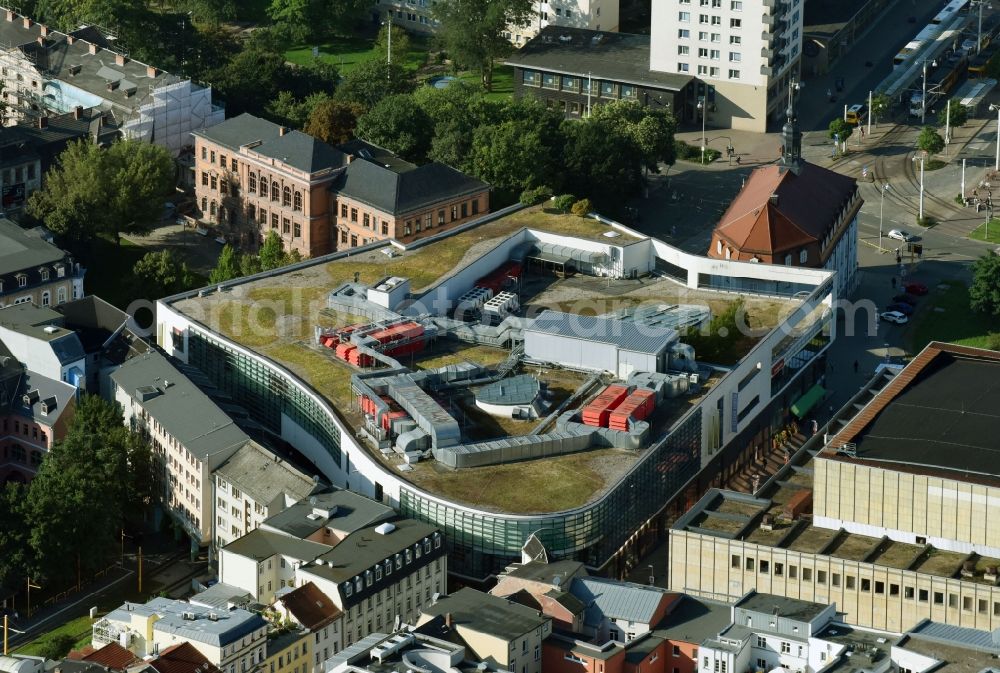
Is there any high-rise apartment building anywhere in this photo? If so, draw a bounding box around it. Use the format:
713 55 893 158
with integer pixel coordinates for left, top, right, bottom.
649 0 803 131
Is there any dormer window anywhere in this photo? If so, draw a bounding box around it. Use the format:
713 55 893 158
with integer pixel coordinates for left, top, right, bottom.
353 577 362 593
55 263 65 278
16 273 26 288
39 267 49 281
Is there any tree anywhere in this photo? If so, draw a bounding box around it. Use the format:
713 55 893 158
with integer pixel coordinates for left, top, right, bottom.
870 92 891 126
133 250 196 299
828 117 853 143
183 0 236 26
334 59 416 109
304 100 364 144
938 99 968 128
562 120 643 207
374 23 410 64
917 125 945 156
0 483 29 588
355 94 433 160
433 0 534 91
590 100 677 171
268 0 370 40
259 230 300 270
209 46 293 116
267 91 333 129
37 634 77 660
414 83 495 170
469 119 558 192
970 252 1000 316
210 244 243 284
27 139 174 247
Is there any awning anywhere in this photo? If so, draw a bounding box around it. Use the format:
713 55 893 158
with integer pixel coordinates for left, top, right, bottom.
791 384 826 419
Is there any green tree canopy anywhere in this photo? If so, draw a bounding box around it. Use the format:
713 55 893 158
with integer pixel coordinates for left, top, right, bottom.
268 0 371 40
355 94 433 161
590 100 677 171
938 99 968 128
469 119 559 192
27 139 174 247
334 59 416 110
374 22 411 65
828 117 853 142
414 83 495 171
304 100 365 144
210 244 242 284
917 125 945 156
432 0 534 91
267 91 333 129
133 250 196 300
562 119 643 207
0 483 29 588
870 92 891 125
209 46 293 116
970 252 1000 316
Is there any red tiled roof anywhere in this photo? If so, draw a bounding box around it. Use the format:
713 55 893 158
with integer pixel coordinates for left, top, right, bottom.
82 642 140 670
278 581 342 630
710 162 858 257
150 643 222 673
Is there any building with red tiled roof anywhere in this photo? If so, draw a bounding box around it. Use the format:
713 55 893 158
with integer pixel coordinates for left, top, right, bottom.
148 643 222 673
707 102 861 296
73 642 140 670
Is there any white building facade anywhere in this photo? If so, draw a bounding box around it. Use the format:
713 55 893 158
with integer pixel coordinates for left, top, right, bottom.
649 0 804 131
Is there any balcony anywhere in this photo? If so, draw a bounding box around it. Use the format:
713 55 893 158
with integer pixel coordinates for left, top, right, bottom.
761 64 773 77
762 13 775 27
761 30 774 43
761 46 774 59
762 0 775 7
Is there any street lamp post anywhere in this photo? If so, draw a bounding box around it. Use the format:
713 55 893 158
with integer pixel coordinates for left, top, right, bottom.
648 564 655 586
879 182 891 250
921 59 937 126
697 97 706 164
912 155 926 220
991 103 1000 171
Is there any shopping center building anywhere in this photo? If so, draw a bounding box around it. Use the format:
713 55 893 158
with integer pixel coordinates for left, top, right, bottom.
156 206 838 580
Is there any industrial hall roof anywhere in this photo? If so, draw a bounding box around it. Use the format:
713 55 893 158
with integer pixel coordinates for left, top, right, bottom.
710 162 858 258
505 26 692 92
526 309 676 355
825 342 1000 482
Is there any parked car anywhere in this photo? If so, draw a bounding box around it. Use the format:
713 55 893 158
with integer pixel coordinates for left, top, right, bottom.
888 229 914 242
904 281 929 295
881 311 909 325
892 293 917 305
886 302 914 316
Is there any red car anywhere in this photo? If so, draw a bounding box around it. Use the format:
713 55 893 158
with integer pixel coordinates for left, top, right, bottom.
903 282 928 295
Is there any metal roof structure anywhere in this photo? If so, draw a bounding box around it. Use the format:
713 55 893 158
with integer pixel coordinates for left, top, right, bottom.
601 304 711 333
261 489 394 539
526 310 677 355
106 597 266 648
906 620 1000 652
569 576 671 627
419 587 549 641
475 374 540 406
880 13 968 97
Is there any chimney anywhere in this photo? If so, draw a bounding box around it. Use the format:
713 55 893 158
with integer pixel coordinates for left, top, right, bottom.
66 34 74 44
5 9 14 22
74 105 83 120
146 65 158 78
346 154 354 163
769 193 779 206
39 24 48 36
36 35 45 46
22 16 32 29
88 42 99 55
444 613 452 629
38 116 47 129
115 53 127 66
279 126 287 136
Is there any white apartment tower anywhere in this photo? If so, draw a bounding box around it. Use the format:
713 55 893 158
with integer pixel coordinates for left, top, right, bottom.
649 0 803 131
508 0 621 44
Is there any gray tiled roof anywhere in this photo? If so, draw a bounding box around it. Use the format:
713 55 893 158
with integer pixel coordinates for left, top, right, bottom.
214 440 318 508
419 588 548 641
193 113 348 174
0 218 68 276
332 158 488 216
737 592 829 623
526 310 677 355
110 350 249 461
653 595 732 644
504 26 692 92
18 369 76 424
570 577 671 627
261 489 393 539
220 528 331 563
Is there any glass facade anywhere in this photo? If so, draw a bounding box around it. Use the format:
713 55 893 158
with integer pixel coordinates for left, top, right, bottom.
401 409 703 579
187 330 342 467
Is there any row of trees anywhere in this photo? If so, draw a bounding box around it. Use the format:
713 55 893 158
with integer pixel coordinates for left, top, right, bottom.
0 396 155 589
209 230 303 284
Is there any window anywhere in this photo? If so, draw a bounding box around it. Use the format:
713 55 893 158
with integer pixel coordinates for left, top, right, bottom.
698 65 708 75
861 578 870 592
846 575 856 590
699 14 708 24
710 49 720 59
711 15 720 24
201 171 209 186
789 565 797 579
350 208 358 222
934 592 944 605
41 291 50 306
201 146 207 160
282 186 291 207
817 570 826 584
542 73 558 89
979 599 988 614
472 199 480 215
271 213 279 229
219 154 226 167
231 158 238 171
729 52 741 62
210 151 215 163
678 45 690 55
832 573 841 587
699 31 708 40
210 175 217 190
294 191 302 211
730 18 741 27
711 33 720 42
781 642 791 654
522 70 539 86
729 69 741 79
731 0 742 8
730 35 741 44
759 560 769 573
919 589 929 602
802 568 811 581
249 173 256 193
948 593 957 608
756 636 766 647
678 28 690 38
745 557 755 571
678 63 690 72
679 11 690 21
875 581 885 594
699 47 708 57
561 75 578 91
731 554 740 568
382 221 389 235
799 249 808 264
220 179 228 195
259 179 268 199
271 181 279 201
774 562 783 576
963 596 973 611
294 222 301 237
757 660 767 670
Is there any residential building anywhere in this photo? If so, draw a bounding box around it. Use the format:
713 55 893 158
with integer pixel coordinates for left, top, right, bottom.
706 108 860 296
261 628 312 673
145 643 224 673
111 349 251 551
191 115 489 257
649 0 804 131
416 588 551 673
213 440 322 549
0 8 223 152
669 342 1000 633
325 629 505 673
219 489 445 647
0 303 86 384
92 597 268 673
275 582 344 669
67 642 141 670
0 219 84 309
505 27 691 119
332 141 489 249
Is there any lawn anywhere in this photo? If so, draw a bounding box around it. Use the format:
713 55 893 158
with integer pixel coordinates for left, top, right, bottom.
456 65 515 102
284 34 429 74
969 219 1000 244
14 615 94 656
909 282 1000 351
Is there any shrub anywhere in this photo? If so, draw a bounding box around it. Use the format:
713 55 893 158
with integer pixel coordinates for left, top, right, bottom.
553 193 576 212
571 198 593 217
519 185 553 206
37 634 78 660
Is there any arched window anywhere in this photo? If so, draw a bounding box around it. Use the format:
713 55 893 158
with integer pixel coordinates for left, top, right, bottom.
799 249 808 264
283 186 291 207
293 191 302 212
271 181 279 201
201 196 207 213
41 290 50 306
259 179 268 199
716 240 722 255
248 173 257 193
57 287 66 304
210 200 217 217
724 247 731 260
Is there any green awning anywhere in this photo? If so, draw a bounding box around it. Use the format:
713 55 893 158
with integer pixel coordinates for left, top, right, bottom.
791 384 826 419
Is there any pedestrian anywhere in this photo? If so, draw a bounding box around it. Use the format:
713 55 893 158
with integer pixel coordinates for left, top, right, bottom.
811 419 819 436
735 155 741 164
853 360 859 373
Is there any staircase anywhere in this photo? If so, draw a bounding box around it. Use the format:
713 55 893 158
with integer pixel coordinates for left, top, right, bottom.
725 430 809 494
494 343 524 380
